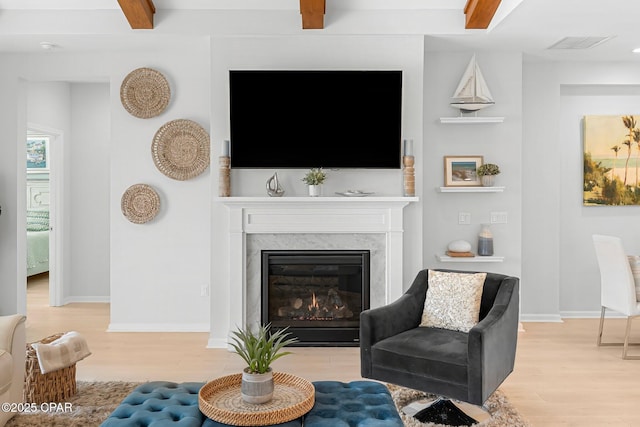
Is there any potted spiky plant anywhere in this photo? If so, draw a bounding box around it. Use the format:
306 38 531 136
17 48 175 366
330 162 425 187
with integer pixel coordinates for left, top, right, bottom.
229 323 298 404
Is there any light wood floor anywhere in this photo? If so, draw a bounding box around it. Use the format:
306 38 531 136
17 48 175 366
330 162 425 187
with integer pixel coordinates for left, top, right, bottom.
26 274 640 426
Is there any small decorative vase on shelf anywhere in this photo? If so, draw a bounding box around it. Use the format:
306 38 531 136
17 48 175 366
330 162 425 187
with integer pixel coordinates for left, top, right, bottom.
308 185 322 197
477 224 494 256
481 175 495 187
477 163 500 187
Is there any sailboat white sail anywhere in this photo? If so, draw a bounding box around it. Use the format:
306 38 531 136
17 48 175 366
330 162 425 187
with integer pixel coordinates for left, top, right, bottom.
450 55 495 113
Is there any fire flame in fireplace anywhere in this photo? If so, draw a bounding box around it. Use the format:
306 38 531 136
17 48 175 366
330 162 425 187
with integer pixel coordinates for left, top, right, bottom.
308 292 319 312
274 288 355 321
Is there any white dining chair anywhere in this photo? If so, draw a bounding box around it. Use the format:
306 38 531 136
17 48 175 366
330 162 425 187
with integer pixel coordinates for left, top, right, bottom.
592 234 640 359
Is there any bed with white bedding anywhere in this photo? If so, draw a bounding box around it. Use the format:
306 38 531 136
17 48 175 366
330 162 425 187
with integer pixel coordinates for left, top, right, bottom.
26 210 49 276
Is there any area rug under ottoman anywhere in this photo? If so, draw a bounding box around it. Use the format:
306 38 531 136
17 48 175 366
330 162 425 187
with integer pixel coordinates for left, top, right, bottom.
388 385 532 427
6 380 401 427
5 380 530 427
6 381 142 427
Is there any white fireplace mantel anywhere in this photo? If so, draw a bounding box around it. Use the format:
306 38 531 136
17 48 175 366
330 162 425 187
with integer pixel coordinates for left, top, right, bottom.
214 196 418 347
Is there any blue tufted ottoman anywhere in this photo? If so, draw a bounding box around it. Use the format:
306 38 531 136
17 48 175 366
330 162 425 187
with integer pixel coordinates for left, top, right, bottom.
101 381 302 427
100 382 206 427
102 380 401 427
305 381 403 427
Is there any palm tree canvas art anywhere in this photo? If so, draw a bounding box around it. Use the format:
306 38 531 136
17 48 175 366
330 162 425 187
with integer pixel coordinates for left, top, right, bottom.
584 115 640 205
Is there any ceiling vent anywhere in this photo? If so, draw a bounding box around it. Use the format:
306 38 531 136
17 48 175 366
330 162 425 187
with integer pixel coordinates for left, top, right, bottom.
548 36 613 50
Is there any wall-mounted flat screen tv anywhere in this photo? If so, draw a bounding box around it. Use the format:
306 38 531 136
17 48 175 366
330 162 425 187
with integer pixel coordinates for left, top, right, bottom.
229 70 402 169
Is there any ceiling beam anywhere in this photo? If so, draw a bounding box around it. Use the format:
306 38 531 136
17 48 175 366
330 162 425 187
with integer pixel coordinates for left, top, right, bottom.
300 0 326 30
118 0 156 30
464 0 502 29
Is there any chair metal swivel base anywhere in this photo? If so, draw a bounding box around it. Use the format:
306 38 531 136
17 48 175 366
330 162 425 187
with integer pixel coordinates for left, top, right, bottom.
597 306 640 360
401 397 490 426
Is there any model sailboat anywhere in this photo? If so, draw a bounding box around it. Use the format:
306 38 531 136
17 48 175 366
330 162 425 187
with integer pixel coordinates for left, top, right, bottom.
450 55 495 113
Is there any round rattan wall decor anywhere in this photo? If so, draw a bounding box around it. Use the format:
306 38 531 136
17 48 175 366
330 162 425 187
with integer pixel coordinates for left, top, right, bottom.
152 119 210 181
121 184 160 224
120 67 171 119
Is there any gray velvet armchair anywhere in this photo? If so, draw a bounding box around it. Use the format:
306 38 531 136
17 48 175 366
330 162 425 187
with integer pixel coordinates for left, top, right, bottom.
360 269 519 406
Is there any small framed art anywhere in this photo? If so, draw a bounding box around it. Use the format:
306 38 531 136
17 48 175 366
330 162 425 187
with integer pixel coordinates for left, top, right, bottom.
27 137 50 172
444 155 483 187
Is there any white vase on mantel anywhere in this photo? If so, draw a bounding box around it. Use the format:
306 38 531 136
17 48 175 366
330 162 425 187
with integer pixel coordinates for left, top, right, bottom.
308 185 322 197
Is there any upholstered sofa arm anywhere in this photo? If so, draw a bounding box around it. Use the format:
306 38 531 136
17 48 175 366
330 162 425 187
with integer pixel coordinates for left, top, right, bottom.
0 315 26 353
467 279 519 404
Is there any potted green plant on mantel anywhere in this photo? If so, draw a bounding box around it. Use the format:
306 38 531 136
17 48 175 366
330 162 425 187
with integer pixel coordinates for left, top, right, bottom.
229 323 298 404
301 167 326 197
477 163 501 187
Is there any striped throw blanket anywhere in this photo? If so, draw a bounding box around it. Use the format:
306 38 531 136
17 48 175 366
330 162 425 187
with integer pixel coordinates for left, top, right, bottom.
32 331 91 374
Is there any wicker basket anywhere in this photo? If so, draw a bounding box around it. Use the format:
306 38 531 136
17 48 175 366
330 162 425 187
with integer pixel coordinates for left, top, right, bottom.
24 332 77 404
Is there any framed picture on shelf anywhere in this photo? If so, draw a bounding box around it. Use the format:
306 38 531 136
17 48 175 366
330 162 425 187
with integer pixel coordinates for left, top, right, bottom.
26 136 50 172
444 155 483 187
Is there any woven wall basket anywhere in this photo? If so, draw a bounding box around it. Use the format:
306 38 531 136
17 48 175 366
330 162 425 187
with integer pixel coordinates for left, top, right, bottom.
152 119 210 181
120 67 171 119
121 184 161 224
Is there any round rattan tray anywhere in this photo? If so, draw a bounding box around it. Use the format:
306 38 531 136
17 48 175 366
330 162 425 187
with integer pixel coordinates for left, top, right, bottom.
120 67 170 119
198 372 315 426
121 184 160 224
151 119 210 181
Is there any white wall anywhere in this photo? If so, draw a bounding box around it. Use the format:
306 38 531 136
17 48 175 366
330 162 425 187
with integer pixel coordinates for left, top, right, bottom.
522 60 640 320
26 81 72 308
208 35 425 344
422 52 523 282
0 55 24 315
69 83 110 301
26 82 122 304
0 44 212 329
521 62 561 319
108 47 211 331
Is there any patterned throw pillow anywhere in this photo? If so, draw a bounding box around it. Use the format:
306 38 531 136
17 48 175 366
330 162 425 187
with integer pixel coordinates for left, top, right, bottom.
628 256 640 301
26 210 49 232
420 270 487 333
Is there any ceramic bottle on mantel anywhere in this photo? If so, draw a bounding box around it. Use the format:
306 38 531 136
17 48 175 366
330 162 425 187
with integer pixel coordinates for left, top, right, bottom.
477 224 494 256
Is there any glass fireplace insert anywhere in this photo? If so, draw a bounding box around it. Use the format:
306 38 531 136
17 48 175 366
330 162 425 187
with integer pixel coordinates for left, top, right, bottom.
261 250 370 346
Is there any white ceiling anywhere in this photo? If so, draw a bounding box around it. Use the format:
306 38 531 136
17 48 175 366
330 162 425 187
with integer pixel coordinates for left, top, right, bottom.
0 0 638 62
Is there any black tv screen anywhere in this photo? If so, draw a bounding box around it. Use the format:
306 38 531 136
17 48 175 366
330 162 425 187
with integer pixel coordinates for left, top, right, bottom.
229 70 402 169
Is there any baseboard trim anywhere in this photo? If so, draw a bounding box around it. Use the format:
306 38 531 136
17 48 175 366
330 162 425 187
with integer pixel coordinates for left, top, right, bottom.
207 338 230 349
63 296 110 304
107 323 210 333
520 311 627 321
520 314 563 322
560 310 625 319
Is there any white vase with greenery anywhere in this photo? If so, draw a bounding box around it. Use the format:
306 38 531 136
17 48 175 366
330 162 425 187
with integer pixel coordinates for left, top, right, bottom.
301 168 326 197
229 323 298 404
477 163 500 187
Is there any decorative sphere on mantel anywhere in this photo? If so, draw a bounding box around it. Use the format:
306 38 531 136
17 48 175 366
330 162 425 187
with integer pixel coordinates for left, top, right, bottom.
448 240 472 253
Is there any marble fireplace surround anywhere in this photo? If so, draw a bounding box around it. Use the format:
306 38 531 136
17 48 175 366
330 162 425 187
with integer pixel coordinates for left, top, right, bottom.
219 196 417 345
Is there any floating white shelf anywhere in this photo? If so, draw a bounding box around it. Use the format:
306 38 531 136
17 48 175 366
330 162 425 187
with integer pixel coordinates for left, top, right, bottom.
439 117 505 124
436 255 505 263
436 186 505 193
